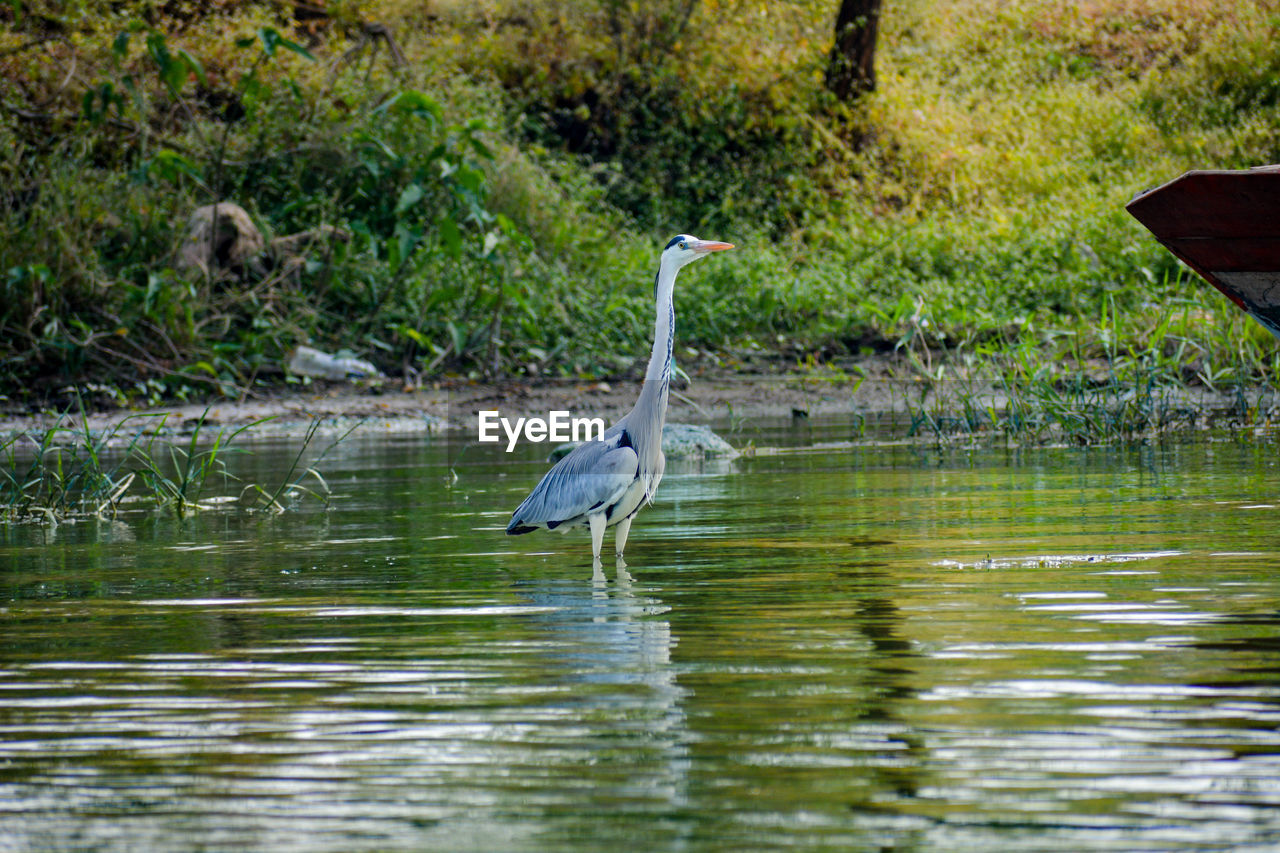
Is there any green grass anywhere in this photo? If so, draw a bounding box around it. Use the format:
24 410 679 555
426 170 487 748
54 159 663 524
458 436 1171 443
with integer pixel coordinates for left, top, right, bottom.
2 0 1279 441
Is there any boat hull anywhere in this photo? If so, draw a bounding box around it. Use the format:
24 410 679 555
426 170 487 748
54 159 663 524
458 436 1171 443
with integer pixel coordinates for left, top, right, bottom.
1126 165 1280 338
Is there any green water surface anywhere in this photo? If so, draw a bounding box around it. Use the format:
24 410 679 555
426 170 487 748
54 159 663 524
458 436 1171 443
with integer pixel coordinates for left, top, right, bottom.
3 420 1280 851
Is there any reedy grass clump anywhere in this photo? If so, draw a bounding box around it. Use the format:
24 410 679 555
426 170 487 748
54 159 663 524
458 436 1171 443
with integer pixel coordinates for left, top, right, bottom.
0 408 349 522
0 413 135 522
893 285 1280 444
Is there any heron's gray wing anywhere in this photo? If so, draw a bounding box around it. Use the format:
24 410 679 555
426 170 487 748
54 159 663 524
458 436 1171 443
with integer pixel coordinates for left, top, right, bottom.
507 437 638 534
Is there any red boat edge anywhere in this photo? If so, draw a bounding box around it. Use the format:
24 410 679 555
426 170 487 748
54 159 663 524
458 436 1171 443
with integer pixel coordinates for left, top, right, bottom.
1126 164 1280 339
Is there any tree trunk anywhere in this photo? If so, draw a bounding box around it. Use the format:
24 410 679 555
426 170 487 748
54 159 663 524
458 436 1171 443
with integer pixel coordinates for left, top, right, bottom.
825 0 881 100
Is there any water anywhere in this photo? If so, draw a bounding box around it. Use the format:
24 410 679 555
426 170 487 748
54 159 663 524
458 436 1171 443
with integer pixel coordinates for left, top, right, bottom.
4 420 1280 851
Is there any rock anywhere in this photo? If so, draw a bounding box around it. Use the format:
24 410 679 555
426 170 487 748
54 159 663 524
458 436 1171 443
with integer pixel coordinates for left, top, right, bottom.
661 423 740 460
176 202 264 277
547 422 738 462
546 442 576 462
176 203 350 280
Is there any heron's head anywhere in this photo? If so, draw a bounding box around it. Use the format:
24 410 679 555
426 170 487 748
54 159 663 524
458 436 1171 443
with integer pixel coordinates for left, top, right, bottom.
662 234 735 269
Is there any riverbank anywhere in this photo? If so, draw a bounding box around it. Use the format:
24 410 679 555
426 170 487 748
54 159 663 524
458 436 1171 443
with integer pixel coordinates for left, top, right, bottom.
5 351 1274 446
0 363 884 440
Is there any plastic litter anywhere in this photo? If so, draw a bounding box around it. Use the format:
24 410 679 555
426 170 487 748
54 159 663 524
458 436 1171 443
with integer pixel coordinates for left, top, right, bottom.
287 346 383 381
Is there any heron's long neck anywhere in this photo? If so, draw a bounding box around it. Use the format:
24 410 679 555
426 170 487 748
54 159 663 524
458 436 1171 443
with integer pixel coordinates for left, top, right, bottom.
644 266 676 384
632 262 677 444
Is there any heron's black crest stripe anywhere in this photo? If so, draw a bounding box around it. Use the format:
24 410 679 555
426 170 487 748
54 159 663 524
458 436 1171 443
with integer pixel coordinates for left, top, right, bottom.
664 235 685 250
663 301 674 376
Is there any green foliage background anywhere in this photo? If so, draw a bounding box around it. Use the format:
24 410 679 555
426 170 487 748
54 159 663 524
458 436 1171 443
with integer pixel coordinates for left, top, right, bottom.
3 0 1280 408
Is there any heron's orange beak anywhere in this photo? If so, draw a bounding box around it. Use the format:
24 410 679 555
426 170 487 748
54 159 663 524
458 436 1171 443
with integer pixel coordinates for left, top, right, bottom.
691 240 735 254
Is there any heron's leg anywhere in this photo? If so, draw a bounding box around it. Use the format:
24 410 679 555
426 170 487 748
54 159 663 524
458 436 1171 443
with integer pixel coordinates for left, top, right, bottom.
614 515 632 566
588 512 605 566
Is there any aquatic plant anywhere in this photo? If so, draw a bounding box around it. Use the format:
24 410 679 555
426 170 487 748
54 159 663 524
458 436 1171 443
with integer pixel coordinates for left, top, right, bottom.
0 409 348 523
126 410 266 519
241 415 360 514
0 413 138 522
895 291 1280 445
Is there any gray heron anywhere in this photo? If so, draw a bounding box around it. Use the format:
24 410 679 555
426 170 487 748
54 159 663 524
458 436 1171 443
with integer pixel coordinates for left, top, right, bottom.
506 234 735 565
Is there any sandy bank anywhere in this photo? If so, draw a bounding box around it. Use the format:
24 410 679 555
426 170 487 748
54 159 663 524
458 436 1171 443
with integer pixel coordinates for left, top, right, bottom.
1 365 893 440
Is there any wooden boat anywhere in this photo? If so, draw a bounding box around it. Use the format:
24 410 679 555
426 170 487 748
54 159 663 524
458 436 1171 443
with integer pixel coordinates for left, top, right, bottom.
1126 164 1280 338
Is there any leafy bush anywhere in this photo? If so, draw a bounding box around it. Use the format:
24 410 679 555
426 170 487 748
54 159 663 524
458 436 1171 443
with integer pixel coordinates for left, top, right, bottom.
1 10 558 398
